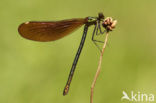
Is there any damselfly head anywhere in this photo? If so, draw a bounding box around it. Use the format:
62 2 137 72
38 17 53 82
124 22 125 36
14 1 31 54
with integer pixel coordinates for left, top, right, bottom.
98 13 104 20
102 17 117 32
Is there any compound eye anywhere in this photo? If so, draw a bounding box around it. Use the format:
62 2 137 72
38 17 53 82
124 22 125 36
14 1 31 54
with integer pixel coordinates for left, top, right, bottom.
98 13 104 19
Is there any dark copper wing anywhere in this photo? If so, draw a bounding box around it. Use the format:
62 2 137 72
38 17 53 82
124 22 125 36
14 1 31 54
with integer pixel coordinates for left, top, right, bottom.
18 18 87 42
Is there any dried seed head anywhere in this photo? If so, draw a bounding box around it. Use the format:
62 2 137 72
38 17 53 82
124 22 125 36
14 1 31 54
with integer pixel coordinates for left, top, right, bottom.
111 20 117 28
102 17 117 32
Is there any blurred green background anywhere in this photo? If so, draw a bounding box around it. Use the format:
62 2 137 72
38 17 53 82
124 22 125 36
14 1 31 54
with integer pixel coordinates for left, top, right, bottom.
0 0 156 103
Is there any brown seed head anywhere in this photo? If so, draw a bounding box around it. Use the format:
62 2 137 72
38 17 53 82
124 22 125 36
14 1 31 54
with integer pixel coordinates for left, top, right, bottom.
102 17 117 32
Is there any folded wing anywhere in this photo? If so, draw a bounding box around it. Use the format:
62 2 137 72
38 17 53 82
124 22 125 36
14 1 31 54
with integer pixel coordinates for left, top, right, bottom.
18 18 86 42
